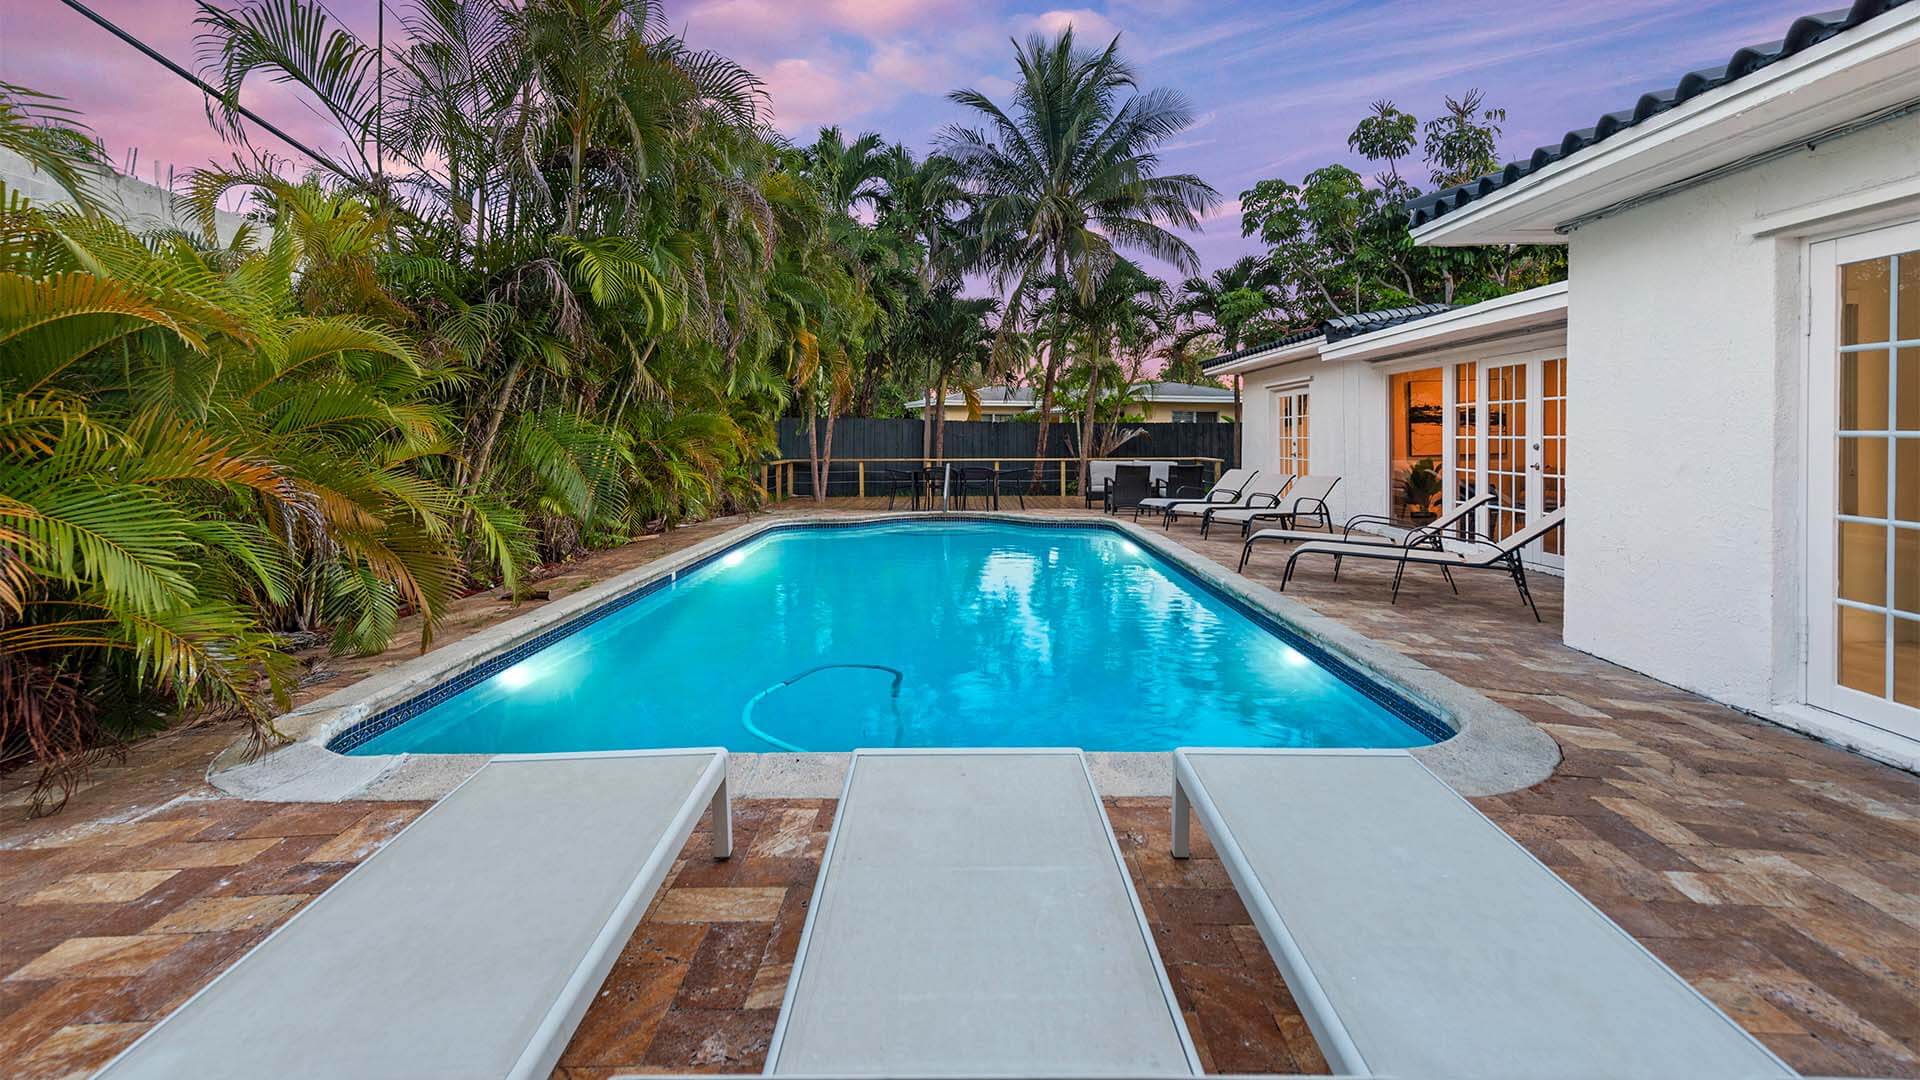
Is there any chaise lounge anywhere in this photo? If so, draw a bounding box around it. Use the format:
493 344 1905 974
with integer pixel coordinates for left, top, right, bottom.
1134 466 1254 522
1281 506 1567 620
1239 491 1497 571
1200 475 1342 539
98 749 734 1080
1160 471 1291 531
765 748 1199 1076
1171 747 1795 1079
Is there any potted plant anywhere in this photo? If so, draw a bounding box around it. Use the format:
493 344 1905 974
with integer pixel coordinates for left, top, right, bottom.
1402 458 1442 522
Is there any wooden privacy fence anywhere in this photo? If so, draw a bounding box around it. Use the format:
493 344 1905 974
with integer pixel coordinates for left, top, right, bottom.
775 417 1238 464
760 456 1227 501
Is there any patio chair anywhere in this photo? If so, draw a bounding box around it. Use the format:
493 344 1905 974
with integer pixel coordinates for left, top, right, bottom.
1104 464 1153 515
1200 475 1342 539
1162 463 1207 501
99 749 732 1080
1171 748 1793 1079
1081 460 1121 509
880 466 924 511
1281 506 1567 620
1160 471 1292 531
1239 492 1497 572
953 465 997 509
994 465 1032 509
1135 466 1254 522
765 749 1200 1077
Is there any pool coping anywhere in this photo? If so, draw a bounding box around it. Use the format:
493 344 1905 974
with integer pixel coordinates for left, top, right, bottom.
208 512 1561 801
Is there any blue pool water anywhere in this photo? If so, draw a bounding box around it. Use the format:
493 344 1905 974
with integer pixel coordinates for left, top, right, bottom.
341 521 1441 755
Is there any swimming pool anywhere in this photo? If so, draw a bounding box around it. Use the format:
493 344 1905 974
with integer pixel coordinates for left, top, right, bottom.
334 520 1445 755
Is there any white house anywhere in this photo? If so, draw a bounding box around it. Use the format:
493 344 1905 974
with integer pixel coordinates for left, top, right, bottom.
1226 2 1919 767
1209 287 1568 571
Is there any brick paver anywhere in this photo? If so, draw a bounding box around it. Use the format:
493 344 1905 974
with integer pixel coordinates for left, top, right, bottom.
1 507 1915 1077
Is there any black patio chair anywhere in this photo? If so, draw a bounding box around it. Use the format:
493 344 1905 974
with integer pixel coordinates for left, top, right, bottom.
881 467 924 511
994 467 1032 509
954 465 998 509
1105 464 1153 515
1163 464 1206 501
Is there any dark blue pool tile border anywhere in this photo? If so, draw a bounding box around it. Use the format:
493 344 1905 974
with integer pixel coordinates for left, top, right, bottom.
328 515 1452 753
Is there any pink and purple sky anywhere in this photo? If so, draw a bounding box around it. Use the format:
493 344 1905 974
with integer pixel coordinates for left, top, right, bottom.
4 0 1816 274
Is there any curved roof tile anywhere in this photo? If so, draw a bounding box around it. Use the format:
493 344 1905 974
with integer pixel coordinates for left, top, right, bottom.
1202 303 1454 369
1405 1 1911 229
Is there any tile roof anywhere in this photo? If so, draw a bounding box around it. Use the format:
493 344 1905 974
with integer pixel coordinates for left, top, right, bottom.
1405 1 1914 229
1202 303 1454 369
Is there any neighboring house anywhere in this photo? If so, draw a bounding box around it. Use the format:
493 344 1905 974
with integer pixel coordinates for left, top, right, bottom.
1221 2 1919 766
904 381 1238 423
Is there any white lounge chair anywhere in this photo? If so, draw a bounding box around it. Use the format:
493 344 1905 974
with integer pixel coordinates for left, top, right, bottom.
1134 466 1254 521
1239 491 1497 571
1161 470 1292 531
99 749 733 1080
1282 506 1566 620
766 748 1199 1077
1172 748 1795 1080
1201 475 1342 539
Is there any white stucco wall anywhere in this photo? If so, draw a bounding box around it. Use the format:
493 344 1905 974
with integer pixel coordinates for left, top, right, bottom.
1562 112 1920 733
0 147 250 242
1238 355 1391 526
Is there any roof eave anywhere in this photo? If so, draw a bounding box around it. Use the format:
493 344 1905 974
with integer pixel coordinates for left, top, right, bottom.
1205 337 1325 376
1320 282 1568 363
1412 7 1920 247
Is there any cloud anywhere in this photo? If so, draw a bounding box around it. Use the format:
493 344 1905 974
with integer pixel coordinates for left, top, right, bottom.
761 55 882 132
1022 9 1120 44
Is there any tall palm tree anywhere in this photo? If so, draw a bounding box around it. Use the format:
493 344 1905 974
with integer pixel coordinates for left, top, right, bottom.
1177 256 1283 463
940 27 1218 457
1062 260 1166 489
876 145 970 287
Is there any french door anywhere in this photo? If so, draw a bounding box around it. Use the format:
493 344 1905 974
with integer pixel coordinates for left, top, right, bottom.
1441 354 1567 567
1808 222 1919 736
1274 388 1309 478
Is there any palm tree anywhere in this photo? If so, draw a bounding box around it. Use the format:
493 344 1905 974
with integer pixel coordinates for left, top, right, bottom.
940 27 1218 457
804 127 890 217
1177 256 1283 463
0 192 522 811
1061 260 1166 489
910 289 998 459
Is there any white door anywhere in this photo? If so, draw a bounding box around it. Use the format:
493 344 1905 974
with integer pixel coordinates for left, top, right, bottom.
1444 355 1566 567
1808 222 1920 737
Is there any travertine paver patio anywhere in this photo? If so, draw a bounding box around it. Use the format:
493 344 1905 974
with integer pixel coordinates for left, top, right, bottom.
1 506 1916 1077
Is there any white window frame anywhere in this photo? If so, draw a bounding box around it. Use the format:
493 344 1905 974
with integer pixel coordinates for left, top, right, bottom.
1806 219 1920 737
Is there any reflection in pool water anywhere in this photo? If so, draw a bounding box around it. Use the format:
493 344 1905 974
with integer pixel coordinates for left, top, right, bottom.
344 522 1439 755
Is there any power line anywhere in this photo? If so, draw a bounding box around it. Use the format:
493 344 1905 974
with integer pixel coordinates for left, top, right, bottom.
55 0 353 183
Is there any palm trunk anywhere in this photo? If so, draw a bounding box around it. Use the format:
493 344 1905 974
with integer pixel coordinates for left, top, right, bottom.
1077 341 1100 495
1232 375 1243 467
564 121 586 235
922 377 935 460
933 373 949 459
1032 250 1068 459
462 354 527 492
805 401 822 502
819 409 838 504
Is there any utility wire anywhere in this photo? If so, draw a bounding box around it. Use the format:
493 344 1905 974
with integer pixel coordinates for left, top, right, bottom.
54 0 354 183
